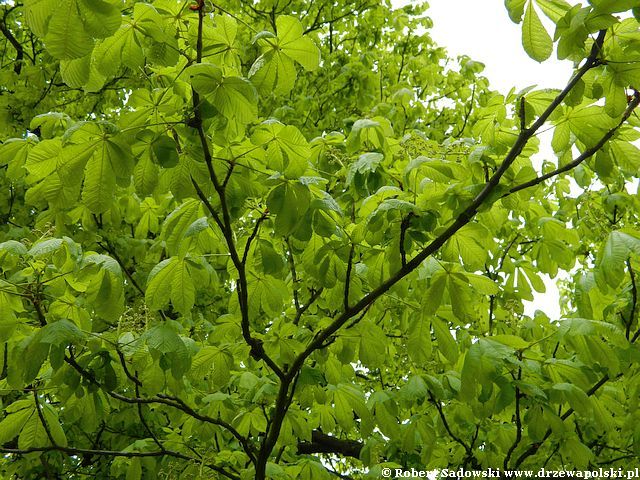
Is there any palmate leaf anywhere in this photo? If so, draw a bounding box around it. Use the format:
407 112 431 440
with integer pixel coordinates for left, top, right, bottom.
432 317 458 364
160 199 203 256
535 0 572 23
82 137 133 213
276 16 321 71
522 0 553 62
40 0 93 60
187 63 258 124
249 16 320 95
595 230 640 288
76 0 121 39
191 345 234 386
25 0 121 60
48 122 134 213
23 0 57 37
92 3 174 79
146 257 196 315
357 320 387 368
0 407 34 446
42 403 68 447
252 121 311 178
406 316 432 364
505 0 527 23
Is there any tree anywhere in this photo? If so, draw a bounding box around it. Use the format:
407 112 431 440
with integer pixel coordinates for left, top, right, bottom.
1 0 640 477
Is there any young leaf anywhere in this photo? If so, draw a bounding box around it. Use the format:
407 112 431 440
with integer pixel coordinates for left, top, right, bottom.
522 1 553 62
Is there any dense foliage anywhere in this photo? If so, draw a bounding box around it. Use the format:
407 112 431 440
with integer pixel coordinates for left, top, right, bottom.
1 0 640 478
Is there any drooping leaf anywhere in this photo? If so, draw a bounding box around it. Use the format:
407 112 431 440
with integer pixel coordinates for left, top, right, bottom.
522 1 553 62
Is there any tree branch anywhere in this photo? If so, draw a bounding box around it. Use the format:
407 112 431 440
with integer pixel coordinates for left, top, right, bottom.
297 430 362 459
63 354 257 464
293 287 323 326
503 367 523 469
513 374 611 468
252 31 611 477
508 89 639 196
429 391 473 457
242 209 268 265
97 241 144 296
287 30 608 384
0 444 240 480
626 258 637 341
188 5 283 380
0 6 27 75
33 389 57 447
343 243 354 310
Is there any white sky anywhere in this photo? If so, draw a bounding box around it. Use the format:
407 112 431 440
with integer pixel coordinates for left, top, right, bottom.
426 0 575 94
422 0 571 319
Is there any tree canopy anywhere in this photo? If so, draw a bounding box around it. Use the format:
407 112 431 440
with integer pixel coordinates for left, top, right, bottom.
1 0 640 478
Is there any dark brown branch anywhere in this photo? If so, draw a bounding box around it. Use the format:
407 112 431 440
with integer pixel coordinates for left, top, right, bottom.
303 3 375 34
188 5 283 381
518 96 527 131
627 258 637 341
293 287 323 326
134 374 163 451
286 238 302 314
297 431 362 459
503 367 522 469
343 243 355 310
254 31 610 477
429 391 474 460
63 354 257 464
33 389 57 447
508 89 640 196
0 6 26 75
288 30 608 384
115 349 142 386
454 84 476 138
488 234 519 333
97 241 144 296
399 213 413 267
513 374 611 468
242 210 269 265
0 444 239 480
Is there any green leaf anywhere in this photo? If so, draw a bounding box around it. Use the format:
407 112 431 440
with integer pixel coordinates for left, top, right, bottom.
552 383 591 415
275 16 320 71
249 16 320 95
407 317 432 363
77 0 121 38
505 0 527 23
161 199 202 255
126 458 142 480
44 0 93 59
146 323 190 372
42 403 68 447
535 0 572 23
596 230 640 288
358 321 387 368
522 1 553 62
171 258 195 316
145 257 196 315
187 63 258 124
191 346 233 386
146 258 179 310
267 182 311 235
252 121 310 178
432 317 458 364
18 413 47 449
0 407 34 445
422 272 446 316
37 319 85 346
